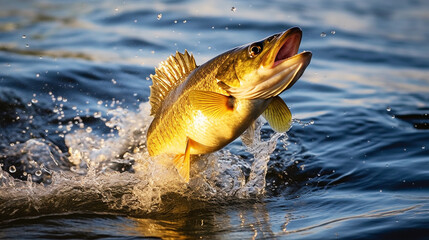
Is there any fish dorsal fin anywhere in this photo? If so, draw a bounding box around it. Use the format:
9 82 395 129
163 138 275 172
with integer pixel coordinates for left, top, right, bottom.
149 50 197 116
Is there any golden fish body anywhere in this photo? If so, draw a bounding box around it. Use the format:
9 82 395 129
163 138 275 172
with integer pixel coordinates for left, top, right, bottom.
147 53 269 156
146 27 312 182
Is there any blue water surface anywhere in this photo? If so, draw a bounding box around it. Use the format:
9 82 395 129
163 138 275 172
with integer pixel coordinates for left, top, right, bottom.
1 0 428 239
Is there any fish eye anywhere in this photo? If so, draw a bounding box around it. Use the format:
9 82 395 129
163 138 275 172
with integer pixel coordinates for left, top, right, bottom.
248 43 263 58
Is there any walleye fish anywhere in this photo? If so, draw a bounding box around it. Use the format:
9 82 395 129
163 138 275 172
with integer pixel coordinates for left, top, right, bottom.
147 27 312 182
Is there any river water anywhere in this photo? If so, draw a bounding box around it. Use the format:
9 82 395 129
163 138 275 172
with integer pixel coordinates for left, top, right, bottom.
1 0 428 239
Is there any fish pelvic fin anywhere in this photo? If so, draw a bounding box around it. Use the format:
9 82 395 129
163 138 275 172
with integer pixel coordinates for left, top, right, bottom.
189 90 234 119
149 50 197 116
262 96 292 132
173 137 192 183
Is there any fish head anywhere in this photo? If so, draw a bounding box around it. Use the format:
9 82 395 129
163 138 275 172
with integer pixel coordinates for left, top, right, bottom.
216 27 312 99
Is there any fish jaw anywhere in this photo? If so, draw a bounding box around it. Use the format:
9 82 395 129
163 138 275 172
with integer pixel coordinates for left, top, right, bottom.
252 51 312 99
258 27 312 97
262 27 303 68
223 27 312 100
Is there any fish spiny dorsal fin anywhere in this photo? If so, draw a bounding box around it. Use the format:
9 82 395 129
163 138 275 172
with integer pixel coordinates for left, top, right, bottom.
149 50 197 116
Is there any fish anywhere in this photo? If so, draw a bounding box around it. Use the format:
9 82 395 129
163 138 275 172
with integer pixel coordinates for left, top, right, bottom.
146 27 312 182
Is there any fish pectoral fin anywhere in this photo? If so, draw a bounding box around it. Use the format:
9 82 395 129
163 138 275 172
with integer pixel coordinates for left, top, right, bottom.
173 137 193 183
189 90 233 119
262 96 292 132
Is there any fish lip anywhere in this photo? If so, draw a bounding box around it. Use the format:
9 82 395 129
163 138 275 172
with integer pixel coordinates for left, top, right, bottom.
253 27 311 96
262 27 304 68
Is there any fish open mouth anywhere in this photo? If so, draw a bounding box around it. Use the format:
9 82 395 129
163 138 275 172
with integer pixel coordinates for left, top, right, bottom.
263 27 310 69
273 29 302 67
251 27 312 98
216 27 312 100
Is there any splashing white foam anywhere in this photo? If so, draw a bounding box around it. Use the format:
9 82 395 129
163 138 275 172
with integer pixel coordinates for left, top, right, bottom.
0 102 287 218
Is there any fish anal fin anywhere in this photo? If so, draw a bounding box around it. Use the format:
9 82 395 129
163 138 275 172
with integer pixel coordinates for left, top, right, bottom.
173 137 193 183
149 50 197 116
189 90 234 119
262 96 292 132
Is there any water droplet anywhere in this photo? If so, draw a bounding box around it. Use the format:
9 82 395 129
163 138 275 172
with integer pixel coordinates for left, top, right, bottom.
36 73 40 78
111 78 117 84
25 43 29 48
86 127 92 133
231 6 236 12
114 8 119 12
157 13 162 20
133 19 137 23
183 20 187 23
174 20 178 24
330 30 336 35
379 189 382 193
22 35 27 39
31 98 38 104
35 170 42 176
422 146 426 150
320 32 327 37
386 106 391 112
9 165 16 173
94 112 102 118
97 100 103 105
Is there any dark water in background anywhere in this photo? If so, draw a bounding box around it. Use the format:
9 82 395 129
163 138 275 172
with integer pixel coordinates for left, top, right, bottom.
1 0 429 239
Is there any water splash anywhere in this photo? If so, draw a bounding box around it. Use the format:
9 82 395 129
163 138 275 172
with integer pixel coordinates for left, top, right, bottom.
0 102 287 220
